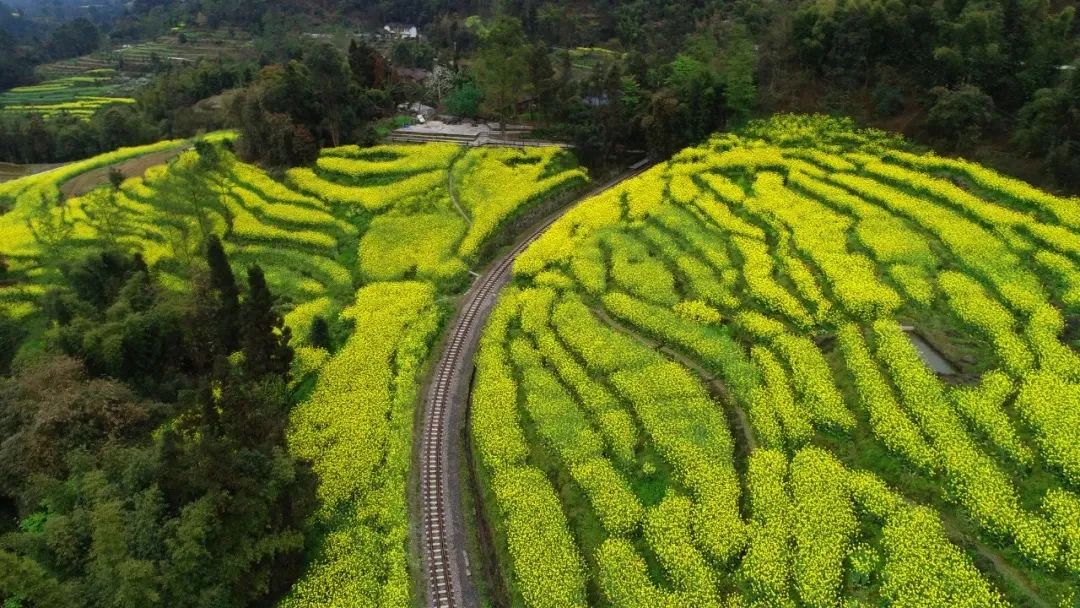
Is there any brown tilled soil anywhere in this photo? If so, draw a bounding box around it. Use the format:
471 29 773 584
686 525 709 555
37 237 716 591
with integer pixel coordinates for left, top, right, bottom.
0 162 65 184
60 147 185 198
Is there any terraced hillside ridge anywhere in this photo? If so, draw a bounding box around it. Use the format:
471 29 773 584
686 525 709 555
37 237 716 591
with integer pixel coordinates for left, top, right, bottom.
0 138 588 607
0 69 135 119
470 114 1080 607
35 30 257 79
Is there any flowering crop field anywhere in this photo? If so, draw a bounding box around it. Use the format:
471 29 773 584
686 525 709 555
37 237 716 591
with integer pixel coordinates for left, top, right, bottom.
0 69 135 119
0 138 588 607
471 115 1080 607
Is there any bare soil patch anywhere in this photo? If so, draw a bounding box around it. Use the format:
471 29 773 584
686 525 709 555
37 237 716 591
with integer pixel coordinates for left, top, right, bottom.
0 162 65 184
60 147 185 198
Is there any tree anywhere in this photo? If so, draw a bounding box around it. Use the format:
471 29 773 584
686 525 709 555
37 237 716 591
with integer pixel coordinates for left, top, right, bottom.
643 89 681 157
664 53 723 146
0 552 78 608
309 316 332 351
206 235 241 355
348 38 389 89
0 251 313 608
872 81 906 117
718 25 757 126
0 312 24 374
0 352 308 606
536 2 578 47
61 249 142 310
0 356 159 492
927 85 997 147
526 42 556 118
0 29 33 90
1015 62 1080 187
426 64 456 104
155 151 227 262
92 106 155 151
589 62 628 161
83 186 132 250
446 81 482 117
194 141 235 227
26 192 75 263
241 265 292 379
229 62 332 166
473 16 530 131
44 252 189 390
108 167 125 191
303 43 353 148
45 18 101 60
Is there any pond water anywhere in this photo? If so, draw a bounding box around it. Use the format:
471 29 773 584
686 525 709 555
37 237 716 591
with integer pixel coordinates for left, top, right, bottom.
905 330 958 375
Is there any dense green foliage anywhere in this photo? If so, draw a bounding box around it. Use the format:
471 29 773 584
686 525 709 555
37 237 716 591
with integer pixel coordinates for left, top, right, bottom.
229 45 372 166
0 245 315 608
3 0 1076 187
0 70 133 119
0 60 252 164
474 114 1080 607
0 135 587 607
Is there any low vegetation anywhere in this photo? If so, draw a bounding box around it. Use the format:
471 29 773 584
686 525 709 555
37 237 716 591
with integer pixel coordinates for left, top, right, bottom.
0 135 587 607
0 69 133 118
472 114 1080 607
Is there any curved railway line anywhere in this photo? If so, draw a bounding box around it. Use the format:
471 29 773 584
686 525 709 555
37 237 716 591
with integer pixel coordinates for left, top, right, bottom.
418 161 653 608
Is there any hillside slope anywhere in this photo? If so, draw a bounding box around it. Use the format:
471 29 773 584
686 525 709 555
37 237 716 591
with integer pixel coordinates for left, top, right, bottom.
471 114 1080 607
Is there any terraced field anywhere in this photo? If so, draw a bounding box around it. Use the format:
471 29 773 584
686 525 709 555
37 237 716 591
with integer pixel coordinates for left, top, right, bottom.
470 115 1080 607
7 113 1079 607
0 136 588 607
0 69 134 118
35 30 256 79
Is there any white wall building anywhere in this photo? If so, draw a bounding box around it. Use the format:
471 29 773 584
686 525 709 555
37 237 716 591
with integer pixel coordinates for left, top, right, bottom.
383 23 418 40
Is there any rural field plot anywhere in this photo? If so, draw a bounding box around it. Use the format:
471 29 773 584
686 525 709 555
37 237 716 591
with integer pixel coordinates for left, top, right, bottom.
36 30 257 79
472 115 1080 607
0 137 587 607
0 69 134 118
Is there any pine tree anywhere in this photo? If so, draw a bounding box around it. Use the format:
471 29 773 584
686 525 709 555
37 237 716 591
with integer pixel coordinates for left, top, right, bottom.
241 265 293 379
349 38 386 89
205 236 240 354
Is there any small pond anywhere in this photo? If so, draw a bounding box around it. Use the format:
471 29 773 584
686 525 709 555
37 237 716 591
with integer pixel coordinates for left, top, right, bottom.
904 330 958 375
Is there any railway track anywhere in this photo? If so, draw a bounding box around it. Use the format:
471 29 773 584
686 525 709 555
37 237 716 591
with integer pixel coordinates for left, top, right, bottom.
418 161 653 608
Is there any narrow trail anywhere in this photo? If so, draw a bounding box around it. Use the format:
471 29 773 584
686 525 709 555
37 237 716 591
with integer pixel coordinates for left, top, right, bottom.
591 306 759 454
939 512 1052 607
446 153 473 227
60 147 184 198
592 310 1049 605
415 162 652 608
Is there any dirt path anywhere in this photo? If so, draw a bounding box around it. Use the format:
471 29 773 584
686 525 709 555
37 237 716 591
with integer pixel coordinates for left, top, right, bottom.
0 162 66 184
591 306 759 454
591 308 1049 605
446 152 473 227
60 147 185 198
938 512 1052 607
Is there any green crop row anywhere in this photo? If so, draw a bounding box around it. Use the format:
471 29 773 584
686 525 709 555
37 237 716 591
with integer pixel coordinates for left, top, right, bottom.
475 115 1080 607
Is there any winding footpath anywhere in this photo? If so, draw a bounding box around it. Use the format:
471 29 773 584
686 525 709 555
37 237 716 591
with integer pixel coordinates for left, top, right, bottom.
417 162 652 608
